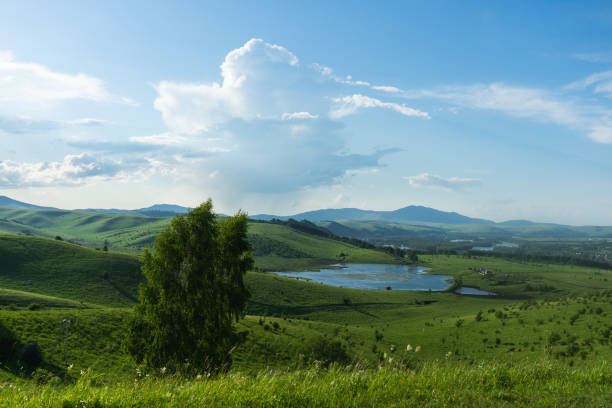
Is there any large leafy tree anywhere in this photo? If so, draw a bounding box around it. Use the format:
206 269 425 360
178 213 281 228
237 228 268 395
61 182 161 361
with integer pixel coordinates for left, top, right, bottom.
126 200 253 373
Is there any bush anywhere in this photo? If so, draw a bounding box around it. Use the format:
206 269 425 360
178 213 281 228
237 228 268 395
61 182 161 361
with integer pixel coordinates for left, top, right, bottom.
21 342 43 370
27 303 41 311
0 325 17 362
302 336 350 367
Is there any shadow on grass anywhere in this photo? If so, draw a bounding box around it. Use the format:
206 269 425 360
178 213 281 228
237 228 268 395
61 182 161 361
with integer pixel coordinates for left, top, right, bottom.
247 300 427 318
0 320 65 379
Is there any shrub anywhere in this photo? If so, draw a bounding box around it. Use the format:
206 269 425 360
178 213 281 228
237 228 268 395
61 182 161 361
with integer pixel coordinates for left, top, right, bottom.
21 342 43 370
302 336 350 367
0 325 17 362
27 303 41 311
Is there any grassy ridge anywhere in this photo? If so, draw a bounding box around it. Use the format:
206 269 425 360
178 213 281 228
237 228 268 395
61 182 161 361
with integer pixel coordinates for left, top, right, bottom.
248 222 397 270
1 361 610 407
0 208 399 269
0 208 168 252
0 235 142 307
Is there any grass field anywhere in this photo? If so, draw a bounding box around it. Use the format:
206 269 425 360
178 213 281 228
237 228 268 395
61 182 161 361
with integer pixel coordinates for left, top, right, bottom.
1 361 610 407
1 220 612 406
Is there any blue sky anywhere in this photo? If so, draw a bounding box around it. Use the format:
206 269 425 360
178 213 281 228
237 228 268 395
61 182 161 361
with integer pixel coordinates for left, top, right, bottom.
1 1 612 224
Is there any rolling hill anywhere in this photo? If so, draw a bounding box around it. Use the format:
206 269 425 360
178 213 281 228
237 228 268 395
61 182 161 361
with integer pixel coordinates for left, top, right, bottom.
0 195 55 210
0 234 142 307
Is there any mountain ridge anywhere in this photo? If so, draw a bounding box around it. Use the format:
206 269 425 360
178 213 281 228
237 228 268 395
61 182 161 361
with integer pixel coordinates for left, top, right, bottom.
250 205 493 225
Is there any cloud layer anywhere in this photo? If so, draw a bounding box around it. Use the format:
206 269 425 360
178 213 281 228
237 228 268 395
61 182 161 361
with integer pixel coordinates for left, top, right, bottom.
0 154 124 187
0 51 132 107
147 38 425 194
405 173 481 193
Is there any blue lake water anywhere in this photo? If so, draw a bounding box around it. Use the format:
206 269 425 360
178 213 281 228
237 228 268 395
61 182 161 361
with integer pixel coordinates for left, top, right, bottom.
455 287 497 296
272 264 453 291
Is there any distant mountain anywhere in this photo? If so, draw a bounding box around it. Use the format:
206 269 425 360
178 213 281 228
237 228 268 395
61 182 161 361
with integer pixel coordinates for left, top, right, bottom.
498 219 537 227
0 195 55 210
251 205 493 225
139 204 191 213
78 204 191 217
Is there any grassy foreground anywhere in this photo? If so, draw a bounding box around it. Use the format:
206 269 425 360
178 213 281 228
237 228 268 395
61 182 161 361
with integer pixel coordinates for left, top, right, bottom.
1 361 609 407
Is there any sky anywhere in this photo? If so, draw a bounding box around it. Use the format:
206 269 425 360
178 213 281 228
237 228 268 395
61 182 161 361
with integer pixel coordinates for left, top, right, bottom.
1 1 612 225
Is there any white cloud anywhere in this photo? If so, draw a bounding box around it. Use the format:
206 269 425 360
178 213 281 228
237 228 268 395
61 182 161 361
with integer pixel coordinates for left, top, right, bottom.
282 111 319 120
153 38 428 134
0 51 133 107
154 38 310 134
572 52 612 63
0 154 125 187
409 83 612 143
0 114 107 134
372 85 401 93
330 94 430 119
129 132 190 146
566 71 612 98
405 173 481 193
148 38 424 194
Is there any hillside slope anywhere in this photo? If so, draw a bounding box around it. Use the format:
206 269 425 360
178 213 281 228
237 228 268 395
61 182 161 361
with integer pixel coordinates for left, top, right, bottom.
0 235 142 307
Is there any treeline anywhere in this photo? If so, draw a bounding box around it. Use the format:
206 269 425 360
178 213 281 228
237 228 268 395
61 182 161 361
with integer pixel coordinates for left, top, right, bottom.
250 218 418 261
466 249 612 270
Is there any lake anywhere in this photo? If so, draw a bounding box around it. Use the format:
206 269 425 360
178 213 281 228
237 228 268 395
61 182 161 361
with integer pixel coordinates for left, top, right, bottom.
272 264 453 291
455 286 497 296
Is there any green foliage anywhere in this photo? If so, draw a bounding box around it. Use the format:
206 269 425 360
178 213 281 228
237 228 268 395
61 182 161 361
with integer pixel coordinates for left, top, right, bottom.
0 322 17 362
126 200 253 374
20 342 43 370
301 336 350 367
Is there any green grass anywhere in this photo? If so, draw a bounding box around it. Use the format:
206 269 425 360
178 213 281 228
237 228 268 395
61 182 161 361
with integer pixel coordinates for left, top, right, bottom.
420 254 612 296
248 222 397 271
0 208 169 252
1 361 610 407
1 229 612 405
0 235 142 307
0 288 86 309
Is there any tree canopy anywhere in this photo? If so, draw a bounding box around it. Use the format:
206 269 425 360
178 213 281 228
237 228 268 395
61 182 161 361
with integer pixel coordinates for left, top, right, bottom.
126 199 253 373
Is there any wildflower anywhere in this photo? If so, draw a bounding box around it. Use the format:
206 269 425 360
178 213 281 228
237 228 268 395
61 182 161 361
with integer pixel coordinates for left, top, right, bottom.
80 370 86 376
161 367 167 374
389 345 396 353
445 351 452 359
196 374 202 380
388 357 393 363
383 352 388 359
415 346 421 353
406 344 413 352
67 364 74 371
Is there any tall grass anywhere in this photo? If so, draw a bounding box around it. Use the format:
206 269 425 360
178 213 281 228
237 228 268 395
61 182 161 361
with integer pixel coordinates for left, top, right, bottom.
1 360 609 407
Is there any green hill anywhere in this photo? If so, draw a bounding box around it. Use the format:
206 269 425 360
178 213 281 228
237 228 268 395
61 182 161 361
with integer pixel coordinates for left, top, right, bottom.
0 235 142 307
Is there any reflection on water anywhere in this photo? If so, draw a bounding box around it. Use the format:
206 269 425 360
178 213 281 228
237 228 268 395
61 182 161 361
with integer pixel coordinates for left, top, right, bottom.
272 264 453 291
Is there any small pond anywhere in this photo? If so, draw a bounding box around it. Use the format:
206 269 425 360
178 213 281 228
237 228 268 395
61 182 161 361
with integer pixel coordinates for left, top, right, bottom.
455 286 497 296
272 264 453 291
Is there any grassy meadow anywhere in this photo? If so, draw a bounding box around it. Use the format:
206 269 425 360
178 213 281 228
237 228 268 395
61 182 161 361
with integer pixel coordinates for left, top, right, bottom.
1 212 612 406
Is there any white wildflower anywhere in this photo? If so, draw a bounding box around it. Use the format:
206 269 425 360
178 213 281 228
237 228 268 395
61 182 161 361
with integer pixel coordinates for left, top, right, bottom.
415 346 421 353
406 344 413 352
